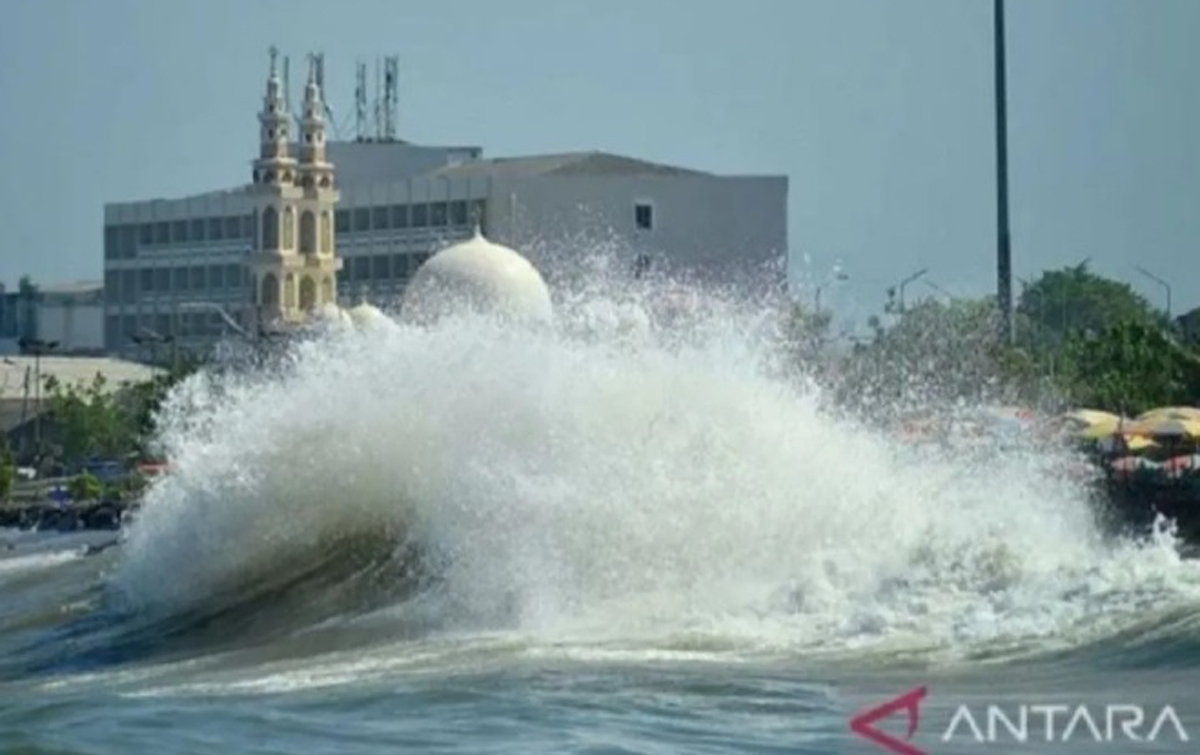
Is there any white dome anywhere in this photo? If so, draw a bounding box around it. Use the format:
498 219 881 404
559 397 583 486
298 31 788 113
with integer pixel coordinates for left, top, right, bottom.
347 301 388 328
399 229 553 327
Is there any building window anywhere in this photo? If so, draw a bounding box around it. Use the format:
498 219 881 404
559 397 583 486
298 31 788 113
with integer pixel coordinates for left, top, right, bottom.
430 202 448 227
172 220 188 243
104 226 118 260
190 266 206 290
335 209 350 233
450 200 468 226
155 267 170 291
209 217 224 241
104 271 120 301
140 268 154 291
208 265 225 289
372 254 391 279
154 222 170 245
391 204 408 229
139 223 154 246
225 264 242 288
634 202 654 231
225 215 241 239
353 207 370 233
411 204 428 228
104 316 120 349
122 270 137 303
120 225 137 258
372 206 390 231
191 218 206 242
174 267 189 291
392 253 408 279
352 256 371 280
246 213 257 243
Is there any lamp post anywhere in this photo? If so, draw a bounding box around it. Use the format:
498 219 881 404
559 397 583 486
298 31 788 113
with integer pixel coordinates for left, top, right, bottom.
814 268 849 314
133 326 177 372
177 301 253 340
17 337 58 461
894 268 928 313
1135 266 1171 322
994 0 1014 343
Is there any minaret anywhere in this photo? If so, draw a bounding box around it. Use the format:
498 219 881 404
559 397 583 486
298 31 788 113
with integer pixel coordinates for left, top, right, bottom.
245 46 302 329
294 52 342 312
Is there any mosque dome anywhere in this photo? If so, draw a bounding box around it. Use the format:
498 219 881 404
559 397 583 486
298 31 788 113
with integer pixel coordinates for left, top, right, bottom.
347 300 388 329
399 228 553 327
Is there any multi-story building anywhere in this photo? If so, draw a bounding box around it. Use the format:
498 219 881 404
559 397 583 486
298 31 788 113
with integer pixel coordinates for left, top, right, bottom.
102 51 788 357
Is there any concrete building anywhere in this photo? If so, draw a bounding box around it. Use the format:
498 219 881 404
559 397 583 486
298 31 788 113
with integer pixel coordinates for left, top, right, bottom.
1 280 105 356
102 49 788 356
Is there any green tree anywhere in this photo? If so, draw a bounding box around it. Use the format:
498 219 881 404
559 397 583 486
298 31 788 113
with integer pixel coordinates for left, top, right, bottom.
1016 263 1160 351
67 472 102 502
44 373 132 466
1054 319 1200 414
836 296 1026 411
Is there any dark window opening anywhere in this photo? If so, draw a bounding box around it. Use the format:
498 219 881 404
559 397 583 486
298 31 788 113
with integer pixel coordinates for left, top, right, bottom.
635 203 653 231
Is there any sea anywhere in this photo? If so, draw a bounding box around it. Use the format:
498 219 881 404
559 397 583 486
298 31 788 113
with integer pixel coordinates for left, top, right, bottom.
1 270 1199 755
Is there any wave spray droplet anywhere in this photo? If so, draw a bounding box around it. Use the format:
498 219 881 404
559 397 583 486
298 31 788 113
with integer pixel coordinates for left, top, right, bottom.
109 242 1200 670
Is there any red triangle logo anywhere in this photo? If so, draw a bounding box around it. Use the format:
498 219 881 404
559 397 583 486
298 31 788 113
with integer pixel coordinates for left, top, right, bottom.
849 686 928 755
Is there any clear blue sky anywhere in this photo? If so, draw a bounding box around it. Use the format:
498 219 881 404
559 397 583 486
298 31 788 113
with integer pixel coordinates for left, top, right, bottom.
1 0 1197 329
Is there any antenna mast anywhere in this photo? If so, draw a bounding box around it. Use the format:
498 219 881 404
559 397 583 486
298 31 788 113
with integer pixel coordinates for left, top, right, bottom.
383 55 399 140
354 60 368 141
373 57 383 140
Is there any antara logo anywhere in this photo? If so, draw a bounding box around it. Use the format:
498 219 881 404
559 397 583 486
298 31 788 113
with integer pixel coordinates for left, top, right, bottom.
849 686 928 755
849 687 1190 753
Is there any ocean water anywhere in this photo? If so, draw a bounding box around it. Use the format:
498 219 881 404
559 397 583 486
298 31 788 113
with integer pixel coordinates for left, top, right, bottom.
2 268 1200 754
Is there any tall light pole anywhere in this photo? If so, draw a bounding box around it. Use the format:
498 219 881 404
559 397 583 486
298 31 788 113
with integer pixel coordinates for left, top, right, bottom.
894 268 928 313
1135 266 1172 322
814 268 849 314
994 0 1014 343
18 337 58 462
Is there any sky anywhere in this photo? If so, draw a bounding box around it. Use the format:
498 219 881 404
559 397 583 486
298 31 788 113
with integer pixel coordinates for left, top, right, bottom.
0 0 1197 331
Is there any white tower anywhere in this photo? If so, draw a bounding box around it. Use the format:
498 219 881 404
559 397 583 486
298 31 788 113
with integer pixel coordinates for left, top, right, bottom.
294 52 342 312
246 49 342 329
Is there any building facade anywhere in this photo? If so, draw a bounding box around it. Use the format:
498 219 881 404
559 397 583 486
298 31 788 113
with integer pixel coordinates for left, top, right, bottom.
102 51 788 356
0 280 105 355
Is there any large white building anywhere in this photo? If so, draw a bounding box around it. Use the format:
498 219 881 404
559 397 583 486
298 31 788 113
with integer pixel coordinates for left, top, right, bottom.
102 51 788 357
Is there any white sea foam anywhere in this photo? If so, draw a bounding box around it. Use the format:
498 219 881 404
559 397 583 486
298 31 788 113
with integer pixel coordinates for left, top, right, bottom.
108 261 1200 665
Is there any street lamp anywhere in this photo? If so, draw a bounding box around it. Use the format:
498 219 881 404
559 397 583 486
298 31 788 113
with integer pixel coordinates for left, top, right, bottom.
891 268 928 313
177 301 253 340
814 268 849 313
131 327 176 369
1135 266 1172 322
17 337 58 461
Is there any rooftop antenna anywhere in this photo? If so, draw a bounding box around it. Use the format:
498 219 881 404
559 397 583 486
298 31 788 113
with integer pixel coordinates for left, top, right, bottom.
383 55 399 141
354 60 368 141
373 56 383 140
